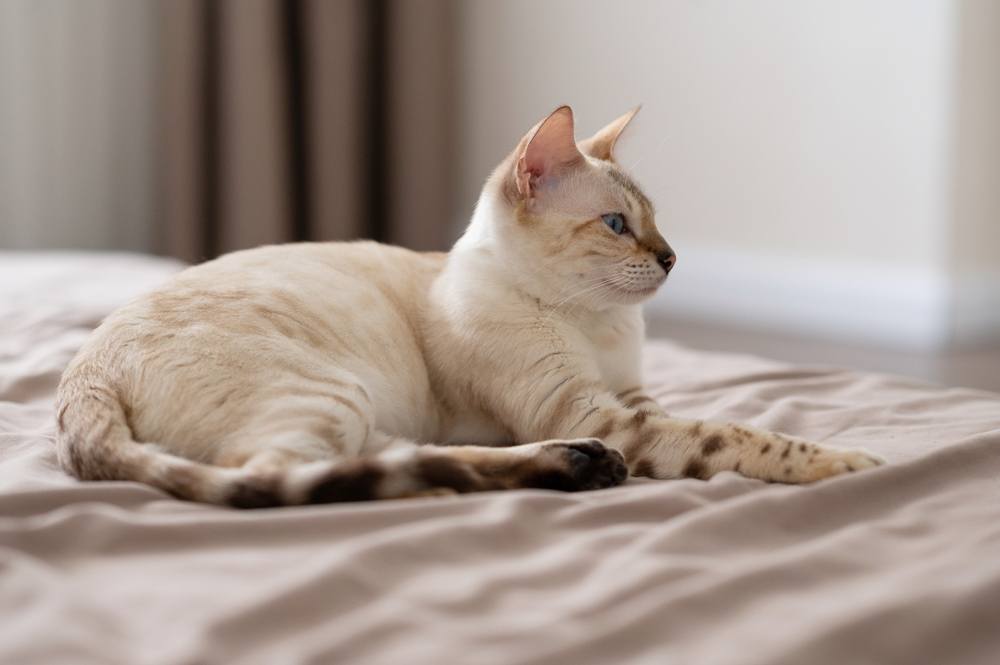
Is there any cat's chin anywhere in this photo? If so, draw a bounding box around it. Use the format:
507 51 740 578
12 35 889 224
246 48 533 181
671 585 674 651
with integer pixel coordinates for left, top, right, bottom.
609 283 663 305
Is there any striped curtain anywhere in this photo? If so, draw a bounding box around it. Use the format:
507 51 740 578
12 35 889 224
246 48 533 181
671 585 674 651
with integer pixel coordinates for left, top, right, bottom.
159 0 455 263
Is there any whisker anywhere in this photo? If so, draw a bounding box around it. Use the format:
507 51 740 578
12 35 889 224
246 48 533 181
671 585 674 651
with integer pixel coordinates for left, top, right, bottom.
625 134 669 174
551 270 632 313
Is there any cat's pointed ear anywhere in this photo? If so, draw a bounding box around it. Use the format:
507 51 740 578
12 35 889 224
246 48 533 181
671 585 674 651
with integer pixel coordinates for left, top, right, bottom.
579 106 641 162
515 106 584 199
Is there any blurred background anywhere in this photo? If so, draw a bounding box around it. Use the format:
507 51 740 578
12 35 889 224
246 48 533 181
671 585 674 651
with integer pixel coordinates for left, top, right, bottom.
1 0 998 388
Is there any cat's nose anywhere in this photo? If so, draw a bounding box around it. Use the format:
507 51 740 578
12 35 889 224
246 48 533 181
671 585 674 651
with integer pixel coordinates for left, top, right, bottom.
656 251 676 275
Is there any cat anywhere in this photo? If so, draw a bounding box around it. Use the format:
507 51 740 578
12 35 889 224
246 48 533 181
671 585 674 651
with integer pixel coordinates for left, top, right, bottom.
55 105 884 507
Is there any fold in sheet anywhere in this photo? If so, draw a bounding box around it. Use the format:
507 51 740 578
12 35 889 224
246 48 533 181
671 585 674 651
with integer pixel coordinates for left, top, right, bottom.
2 253 999 665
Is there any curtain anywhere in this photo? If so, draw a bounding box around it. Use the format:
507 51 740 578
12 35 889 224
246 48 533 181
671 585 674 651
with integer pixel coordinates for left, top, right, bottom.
158 0 455 263
0 0 159 252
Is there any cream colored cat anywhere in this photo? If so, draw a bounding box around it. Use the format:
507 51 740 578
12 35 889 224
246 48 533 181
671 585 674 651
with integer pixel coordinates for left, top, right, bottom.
56 106 884 507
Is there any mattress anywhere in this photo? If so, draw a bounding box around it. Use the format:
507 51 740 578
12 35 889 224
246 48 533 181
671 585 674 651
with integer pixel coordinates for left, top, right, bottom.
2 252 999 665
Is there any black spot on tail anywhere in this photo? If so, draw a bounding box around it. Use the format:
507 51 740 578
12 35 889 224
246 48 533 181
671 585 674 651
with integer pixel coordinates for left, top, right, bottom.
308 461 385 503
228 483 283 509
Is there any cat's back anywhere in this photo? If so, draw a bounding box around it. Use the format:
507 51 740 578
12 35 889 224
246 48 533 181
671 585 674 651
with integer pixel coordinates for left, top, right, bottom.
77 243 436 378
177 240 445 299
138 239 436 313
85 241 440 344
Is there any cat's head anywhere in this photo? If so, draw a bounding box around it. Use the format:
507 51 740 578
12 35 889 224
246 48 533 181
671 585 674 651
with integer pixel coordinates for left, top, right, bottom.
482 106 675 310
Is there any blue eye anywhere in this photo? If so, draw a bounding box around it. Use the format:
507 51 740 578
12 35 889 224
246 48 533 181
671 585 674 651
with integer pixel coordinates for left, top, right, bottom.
602 212 627 235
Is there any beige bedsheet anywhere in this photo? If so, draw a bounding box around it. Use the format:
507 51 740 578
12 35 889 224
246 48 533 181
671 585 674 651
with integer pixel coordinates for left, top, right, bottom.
2 252 999 665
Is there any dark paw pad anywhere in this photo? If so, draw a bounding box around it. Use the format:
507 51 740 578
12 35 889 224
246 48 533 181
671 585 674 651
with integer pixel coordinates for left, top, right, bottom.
526 439 629 492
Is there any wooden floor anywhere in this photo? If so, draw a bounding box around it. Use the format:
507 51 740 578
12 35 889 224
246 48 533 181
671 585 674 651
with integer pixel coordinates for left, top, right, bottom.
647 317 1000 393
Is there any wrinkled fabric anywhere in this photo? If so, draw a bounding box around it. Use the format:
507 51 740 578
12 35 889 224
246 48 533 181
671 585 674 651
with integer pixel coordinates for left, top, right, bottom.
2 253 999 665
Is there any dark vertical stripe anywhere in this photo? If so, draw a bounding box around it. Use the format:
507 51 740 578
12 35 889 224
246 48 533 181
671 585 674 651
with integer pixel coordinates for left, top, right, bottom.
281 0 311 242
364 0 388 242
200 0 221 259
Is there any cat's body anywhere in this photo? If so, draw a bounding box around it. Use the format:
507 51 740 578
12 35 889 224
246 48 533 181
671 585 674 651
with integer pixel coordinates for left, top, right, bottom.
57 106 883 507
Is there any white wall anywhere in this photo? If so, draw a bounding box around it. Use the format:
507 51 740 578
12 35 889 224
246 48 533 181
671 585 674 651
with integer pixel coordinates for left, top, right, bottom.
0 0 158 252
456 0 999 349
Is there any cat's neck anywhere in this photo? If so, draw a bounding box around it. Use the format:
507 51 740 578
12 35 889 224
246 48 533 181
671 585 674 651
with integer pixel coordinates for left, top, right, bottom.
449 188 546 304
452 189 503 253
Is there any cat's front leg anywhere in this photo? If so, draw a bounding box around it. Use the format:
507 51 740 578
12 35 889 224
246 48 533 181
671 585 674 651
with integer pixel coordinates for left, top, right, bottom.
494 348 883 484
608 416 886 483
520 388 884 484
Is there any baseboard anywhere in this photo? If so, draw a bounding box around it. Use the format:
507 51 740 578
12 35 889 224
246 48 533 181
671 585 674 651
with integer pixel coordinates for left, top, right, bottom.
643 246 1000 351
949 272 1000 347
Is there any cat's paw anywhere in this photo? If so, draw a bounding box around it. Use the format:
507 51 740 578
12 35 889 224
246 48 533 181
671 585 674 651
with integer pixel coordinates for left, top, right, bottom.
795 446 886 483
523 438 629 491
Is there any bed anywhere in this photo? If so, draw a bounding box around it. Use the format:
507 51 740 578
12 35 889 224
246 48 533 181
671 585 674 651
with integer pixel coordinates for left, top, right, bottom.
2 252 999 665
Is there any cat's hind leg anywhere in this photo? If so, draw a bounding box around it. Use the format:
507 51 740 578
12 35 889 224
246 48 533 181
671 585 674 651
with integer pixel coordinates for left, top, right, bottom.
224 435 629 507
267 436 628 506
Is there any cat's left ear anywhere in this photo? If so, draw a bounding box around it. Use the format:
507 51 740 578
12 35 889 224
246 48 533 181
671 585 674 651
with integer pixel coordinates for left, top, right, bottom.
515 106 585 199
579 106 641 162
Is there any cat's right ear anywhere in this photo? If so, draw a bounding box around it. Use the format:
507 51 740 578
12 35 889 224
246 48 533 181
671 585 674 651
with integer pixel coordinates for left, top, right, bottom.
579 106 640 162
514 106 584 201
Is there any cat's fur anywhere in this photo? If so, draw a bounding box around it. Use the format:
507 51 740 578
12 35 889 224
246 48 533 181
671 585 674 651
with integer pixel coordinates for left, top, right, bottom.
56 106 883 507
